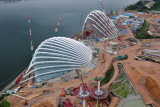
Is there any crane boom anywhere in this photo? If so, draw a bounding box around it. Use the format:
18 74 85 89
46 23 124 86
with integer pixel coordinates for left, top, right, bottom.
100 0 105 14
101 18 109 62
28 14 34 56
55 16 62 37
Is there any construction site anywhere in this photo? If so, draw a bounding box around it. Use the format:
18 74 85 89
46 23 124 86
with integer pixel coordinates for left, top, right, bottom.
0 0 160 107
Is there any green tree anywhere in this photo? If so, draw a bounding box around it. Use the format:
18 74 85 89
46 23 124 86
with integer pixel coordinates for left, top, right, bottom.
0 100 10 107
150 1 160 10
101 65 114 84
136 20 152 39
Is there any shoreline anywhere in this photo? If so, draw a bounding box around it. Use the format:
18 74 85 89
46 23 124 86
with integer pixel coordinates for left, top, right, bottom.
0 31 89 97
0 0 140 97
0 68 27 97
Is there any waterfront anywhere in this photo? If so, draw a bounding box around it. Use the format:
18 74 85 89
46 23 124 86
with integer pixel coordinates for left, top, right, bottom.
0 0 139 90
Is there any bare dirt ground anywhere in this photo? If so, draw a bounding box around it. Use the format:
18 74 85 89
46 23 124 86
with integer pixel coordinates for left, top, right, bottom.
6 41 121 107
31 101 54 107
145 77 160 104
6 14 160 106
118 27 160 106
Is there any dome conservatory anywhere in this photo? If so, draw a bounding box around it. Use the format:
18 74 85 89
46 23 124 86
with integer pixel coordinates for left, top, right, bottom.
24 37 92 83
82 10 119 39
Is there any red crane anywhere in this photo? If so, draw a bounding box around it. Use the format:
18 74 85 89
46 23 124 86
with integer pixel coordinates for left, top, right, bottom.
84 24 93 39
28 14 34 57
76 69 87 93
101 19 109 63
15 75 22 84
55 16 62 37
100 0 105 14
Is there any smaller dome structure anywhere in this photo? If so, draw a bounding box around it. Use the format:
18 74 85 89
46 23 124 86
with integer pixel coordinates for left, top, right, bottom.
82 10 119 39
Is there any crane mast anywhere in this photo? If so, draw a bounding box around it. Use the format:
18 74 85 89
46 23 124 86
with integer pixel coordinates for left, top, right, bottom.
28 14 34 57
100 0 105 14
101 18 109 62
55 16 62 37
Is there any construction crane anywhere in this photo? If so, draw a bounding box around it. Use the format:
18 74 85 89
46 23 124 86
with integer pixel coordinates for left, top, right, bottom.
76 69 87 93
96 95 100 107
109 5 114 17
118 35 122 41
79 11 83 30
101 19 109 63
110 5 113 15
100 0 105 14
55 16 62 37
76 69 89 107
84 24 93 39
101 41 106 63
28 14 34 57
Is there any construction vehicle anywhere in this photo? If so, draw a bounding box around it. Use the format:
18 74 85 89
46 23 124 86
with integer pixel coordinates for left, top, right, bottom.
118 35 122 41
101 50 105 63
15 75 22 84
108 5 116 17
60 88 65 97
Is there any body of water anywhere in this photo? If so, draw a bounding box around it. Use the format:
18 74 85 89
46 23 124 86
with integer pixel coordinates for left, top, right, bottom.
0 0 138 89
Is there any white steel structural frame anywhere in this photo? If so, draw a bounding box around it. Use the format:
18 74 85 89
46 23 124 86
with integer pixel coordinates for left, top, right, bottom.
22 37 92 83
82 10 119 39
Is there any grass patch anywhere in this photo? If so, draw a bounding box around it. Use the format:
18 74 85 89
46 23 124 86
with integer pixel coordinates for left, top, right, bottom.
110 82 122 91
120 88 130 98
115 73 126 82
116 74 125 80
101 65 114 84
125 80 130 84
113 84 126 96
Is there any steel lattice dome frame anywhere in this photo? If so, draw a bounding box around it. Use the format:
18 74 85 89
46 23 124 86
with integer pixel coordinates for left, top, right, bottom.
82 10 119 40
23 37 92 83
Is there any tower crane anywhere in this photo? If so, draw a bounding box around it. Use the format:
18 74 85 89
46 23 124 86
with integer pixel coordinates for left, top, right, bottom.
76 69 87 92
55 16 62 37
28 14 34 57
101 19 109 62
84 24 93 39
99 0 105 14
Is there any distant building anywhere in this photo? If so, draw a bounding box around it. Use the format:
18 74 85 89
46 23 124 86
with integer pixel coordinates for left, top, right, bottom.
145 1 155 8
